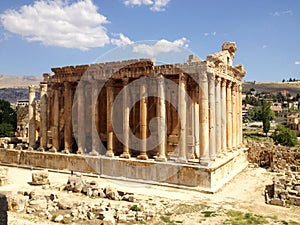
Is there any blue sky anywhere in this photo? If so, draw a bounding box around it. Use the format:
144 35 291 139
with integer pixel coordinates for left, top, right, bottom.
0 0 299 82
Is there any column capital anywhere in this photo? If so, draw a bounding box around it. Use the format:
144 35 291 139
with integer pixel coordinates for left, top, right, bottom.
207 72 215 81
40 83 47 92
29 85 36 93
221 78 227 87
227 80 232 88
179 73 186 82
215 76 221 86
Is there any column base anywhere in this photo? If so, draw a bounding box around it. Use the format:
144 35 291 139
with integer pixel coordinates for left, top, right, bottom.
89 151 99 156
106 150 114 157
49 147 57 153
120 152 131 159
176 157 187 163
137 153 148 160
28 146 34 151
62 149 70 154
37 147 45 152
200 156 210 166
155 156 167 162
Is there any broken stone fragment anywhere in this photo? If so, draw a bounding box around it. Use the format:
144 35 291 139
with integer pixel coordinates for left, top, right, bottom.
31 170 50 185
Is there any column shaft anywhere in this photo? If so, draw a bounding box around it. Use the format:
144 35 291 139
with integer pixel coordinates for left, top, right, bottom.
121 81 131 158
199 71 210 165
39 83 47 150
208 73 216 160
64 82 72 153
239 86 243 146
221 79 227 152
156 75 167 161
91 82 100 155
232 84 237 149
28 85 36 150
106 85 114 157
177 73 187 162
215 77 222 156
52 88 59 152
226 81 233 150
77 83 86 154
137 80 148 160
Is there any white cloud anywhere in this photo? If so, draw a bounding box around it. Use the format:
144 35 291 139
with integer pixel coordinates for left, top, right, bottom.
0 0 110 50
132 37 188 56
262 45 267 49
295 61 300 65
204 31 217 37
124 0 153 6
270 10 293 16
111 33 133 47
123 0 171 12
150 0 171 12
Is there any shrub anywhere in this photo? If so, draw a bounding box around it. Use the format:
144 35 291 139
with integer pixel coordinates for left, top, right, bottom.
271 125 298 147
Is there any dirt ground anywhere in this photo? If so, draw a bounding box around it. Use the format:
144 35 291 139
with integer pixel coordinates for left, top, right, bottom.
1 165 300 225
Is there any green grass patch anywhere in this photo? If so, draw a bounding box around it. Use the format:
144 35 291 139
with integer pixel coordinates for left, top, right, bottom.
201 210 217 217
224 210 268 225
130 205 141 211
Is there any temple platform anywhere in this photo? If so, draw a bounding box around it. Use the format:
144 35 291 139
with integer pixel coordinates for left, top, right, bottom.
0 147 248 193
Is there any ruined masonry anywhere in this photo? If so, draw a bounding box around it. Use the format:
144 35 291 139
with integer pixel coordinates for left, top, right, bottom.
2 42 248 192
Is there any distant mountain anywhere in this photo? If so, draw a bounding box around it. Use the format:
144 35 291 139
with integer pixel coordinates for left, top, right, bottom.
0 75 42 88
243 81 300 96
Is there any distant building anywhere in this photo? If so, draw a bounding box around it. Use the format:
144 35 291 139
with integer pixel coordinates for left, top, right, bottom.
287 113 300 136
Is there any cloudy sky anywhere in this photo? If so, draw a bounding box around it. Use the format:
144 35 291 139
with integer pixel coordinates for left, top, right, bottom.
0 0 299 81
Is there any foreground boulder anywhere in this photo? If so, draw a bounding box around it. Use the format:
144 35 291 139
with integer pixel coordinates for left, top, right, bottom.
31 170 50 185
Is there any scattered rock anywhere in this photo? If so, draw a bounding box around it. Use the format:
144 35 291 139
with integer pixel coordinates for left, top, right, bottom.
31 170 50 185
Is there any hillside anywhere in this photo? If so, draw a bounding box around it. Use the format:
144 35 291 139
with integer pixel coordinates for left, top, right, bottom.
243 81 300 96
0 75 42 88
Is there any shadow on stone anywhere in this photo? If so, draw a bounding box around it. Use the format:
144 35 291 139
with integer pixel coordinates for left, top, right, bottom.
0 194 8 225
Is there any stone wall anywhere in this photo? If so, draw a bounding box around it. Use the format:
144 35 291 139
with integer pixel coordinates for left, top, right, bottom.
246 139 300 206
245 139 300 172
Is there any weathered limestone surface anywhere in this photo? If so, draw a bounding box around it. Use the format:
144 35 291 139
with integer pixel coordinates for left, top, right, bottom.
31 170 50 185
0 167 8 186
12 42 248 192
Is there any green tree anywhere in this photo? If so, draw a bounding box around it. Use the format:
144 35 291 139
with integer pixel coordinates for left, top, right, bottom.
0 123 15 137
261 100 273 136
271 125 298 147
0 99 17 137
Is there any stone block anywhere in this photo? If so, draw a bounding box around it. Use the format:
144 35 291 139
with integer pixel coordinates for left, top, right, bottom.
31 170 50 185
270 198 284 206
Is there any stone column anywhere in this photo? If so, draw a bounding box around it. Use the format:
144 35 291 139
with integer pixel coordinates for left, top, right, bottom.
64 82 72 153
137 80 148 160
91 82 100 156
232 83 237 149
199 71 210 166
28 85 36 150
177 73 187 163
106 85 114 157
239 85 243 146
52 88 59 152
156 74 167 161
120 80 131 159
194 102 200 158
236 84 241 147
226 81 232 151
77 83 86 154
208 73 216 160
39 83 48 151
221 79 227 152
215 77 222 156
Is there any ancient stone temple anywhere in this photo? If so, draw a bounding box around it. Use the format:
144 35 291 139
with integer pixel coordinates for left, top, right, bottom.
24 42 247 192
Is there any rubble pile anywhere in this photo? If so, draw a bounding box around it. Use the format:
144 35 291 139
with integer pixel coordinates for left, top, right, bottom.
5 173 156 224
246 140 300 172
0 167 8 186
265 170 300 207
